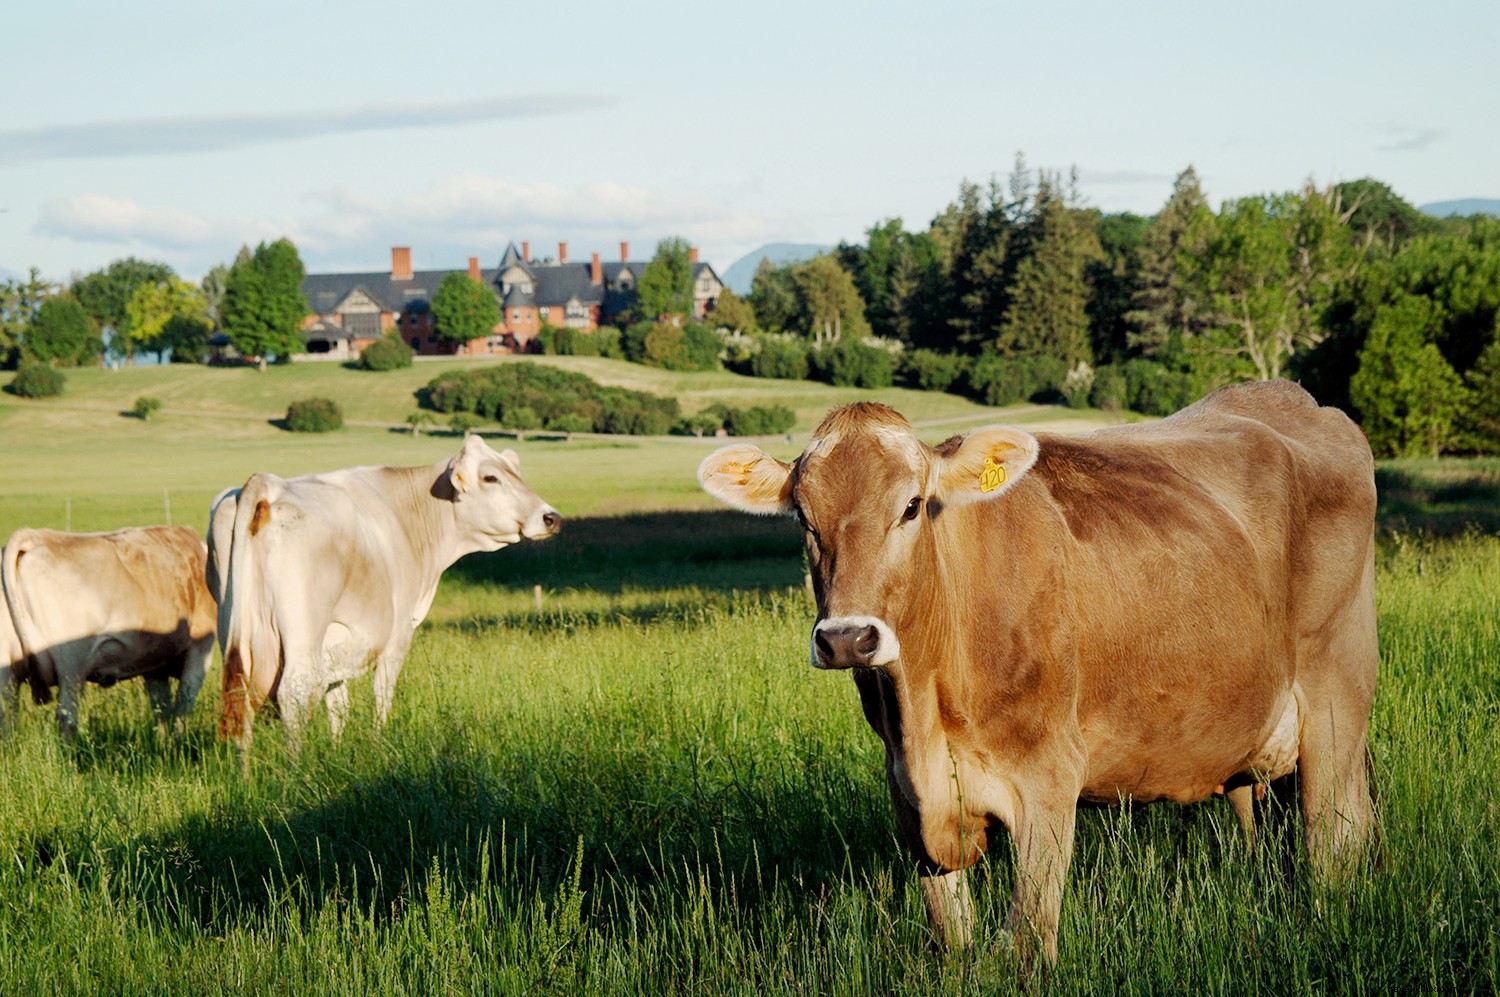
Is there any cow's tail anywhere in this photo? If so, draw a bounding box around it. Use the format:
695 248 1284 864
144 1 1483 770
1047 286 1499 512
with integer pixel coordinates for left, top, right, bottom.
2 529 55 705
218 473 284 746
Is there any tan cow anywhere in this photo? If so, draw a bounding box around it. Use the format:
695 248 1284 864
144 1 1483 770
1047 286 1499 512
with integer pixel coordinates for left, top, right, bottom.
209 434 560 759
1 525 218 738
699 381 1378 965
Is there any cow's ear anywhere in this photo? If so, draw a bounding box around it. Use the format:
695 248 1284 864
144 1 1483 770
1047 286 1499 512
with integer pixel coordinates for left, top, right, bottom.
499 448 521 471
448 434 486 494
935 425 1039 504
699 444 793 515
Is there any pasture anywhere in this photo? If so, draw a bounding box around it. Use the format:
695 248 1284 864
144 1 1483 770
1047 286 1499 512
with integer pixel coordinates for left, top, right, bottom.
1 363 1497 994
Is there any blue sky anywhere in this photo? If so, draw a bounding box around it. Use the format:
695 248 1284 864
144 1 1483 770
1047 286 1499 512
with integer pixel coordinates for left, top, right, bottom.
2 0 1495 285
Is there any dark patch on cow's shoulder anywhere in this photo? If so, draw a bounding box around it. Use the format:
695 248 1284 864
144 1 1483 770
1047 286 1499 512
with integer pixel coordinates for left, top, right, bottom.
1032 436 1203 541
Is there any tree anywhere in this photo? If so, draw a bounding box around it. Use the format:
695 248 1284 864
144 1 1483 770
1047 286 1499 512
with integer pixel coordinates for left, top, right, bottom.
430 273 501 350
120 275 208 363
1 268 53 368
748 259 798 333
996 172 1104 365
1458 339 1500 453
793 254 868 347
1350 294 1469 457
24 296 100 367
161 315 213 364
1087 212 1149 363
1126 166 1214 356
221 239 309 371
636 237 695 320
200 263 231 332
70 258 174 355
707 287 758 333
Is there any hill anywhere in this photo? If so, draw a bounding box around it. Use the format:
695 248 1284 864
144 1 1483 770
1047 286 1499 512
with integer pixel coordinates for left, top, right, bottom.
720 243 834 294
1419 198 1500 218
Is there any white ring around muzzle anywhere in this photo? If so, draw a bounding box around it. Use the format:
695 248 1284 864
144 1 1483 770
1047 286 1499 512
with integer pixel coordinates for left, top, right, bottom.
810 615 902 668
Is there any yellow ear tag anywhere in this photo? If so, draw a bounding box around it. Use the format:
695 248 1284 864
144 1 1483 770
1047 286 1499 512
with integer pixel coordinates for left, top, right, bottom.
980 456 1007 493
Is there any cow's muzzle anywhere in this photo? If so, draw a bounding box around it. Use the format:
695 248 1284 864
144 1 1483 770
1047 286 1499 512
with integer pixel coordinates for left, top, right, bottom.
811 616 901 669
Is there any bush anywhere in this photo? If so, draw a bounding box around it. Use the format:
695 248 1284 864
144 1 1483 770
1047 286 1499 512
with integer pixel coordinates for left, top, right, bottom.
751 334 810 380
8 365 65 398
642 321 721 372
1122 359 1198 417
448 412 481 435
359 333 414 371
1059 361 1095 409
592 326 625 359
1090 364 1128 411
285 397 343 432
812 338 897 389
421 362 679 437
132 396 162 421
900 349 966 393
547 413 594 436
502 405 542 437
965 354 1069 406
727 404 796 436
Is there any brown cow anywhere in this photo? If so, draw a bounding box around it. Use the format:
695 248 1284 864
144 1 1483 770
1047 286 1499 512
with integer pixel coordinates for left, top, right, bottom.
1 525 218 738
698 381 1378 964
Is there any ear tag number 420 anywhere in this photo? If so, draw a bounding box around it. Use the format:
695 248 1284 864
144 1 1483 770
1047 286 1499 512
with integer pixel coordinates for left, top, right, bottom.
980 456 1007 493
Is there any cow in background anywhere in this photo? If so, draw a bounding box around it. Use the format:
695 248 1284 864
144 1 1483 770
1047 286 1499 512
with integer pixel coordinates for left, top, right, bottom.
209 434 560 759
699 381 1378 966
1 525 217 738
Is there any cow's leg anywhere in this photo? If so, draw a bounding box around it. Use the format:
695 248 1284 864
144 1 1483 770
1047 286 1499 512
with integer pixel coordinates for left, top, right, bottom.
881 763 974 950
0 663 20 734
1297 561 1378 879
325 682 350 739
55 671 84 740
170 637 214 727
276 666 325 756
144 672 175 737
1227 783 1257 845
371 640 411 728
1004 777 1080 967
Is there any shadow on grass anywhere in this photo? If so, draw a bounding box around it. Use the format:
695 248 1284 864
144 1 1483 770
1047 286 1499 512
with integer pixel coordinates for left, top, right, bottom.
1376 464 1500 536
448 508 806 596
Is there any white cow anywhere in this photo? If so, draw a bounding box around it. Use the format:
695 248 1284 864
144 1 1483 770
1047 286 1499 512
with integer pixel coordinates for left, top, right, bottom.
209 434 559 756
1 525 218 737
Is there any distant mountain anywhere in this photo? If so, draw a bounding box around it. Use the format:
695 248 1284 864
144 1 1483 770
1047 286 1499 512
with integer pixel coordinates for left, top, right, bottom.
1419 198 1500 218
721 242 834 295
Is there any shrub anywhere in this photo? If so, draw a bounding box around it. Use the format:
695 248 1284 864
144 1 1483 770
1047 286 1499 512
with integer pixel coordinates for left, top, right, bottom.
448 412 481 435
547 413 594 436
420 362 679 437
751 334 810 380
359 333 414 371
1122 358 1198 417
965 354 1068 406
9 365 65 398
727 404 796 436
673 410 727 437
1090 364 1128 412
642 321 721 372
285 397 343 432
132 396 162 421
502 405 542 437
900 349 966 393
812 338 897 389
1060 361 1095 409
592 326 625 359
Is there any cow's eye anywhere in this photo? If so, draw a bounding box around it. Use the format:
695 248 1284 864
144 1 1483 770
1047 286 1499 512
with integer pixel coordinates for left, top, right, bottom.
482 474 500 484
902 496 922 522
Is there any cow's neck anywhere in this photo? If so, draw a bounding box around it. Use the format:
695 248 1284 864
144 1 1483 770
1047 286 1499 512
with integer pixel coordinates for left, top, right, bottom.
381 462 470 579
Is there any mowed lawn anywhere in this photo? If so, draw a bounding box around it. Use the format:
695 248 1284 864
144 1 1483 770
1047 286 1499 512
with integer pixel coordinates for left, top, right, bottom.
0 363 1497 994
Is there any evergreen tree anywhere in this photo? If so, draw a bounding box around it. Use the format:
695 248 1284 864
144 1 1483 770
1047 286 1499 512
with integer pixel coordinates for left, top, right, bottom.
1 268 53 369
1126 166 1214 356
430 273 501 350
221 239 308 371
997 172 1103 365
1087 212 1149 363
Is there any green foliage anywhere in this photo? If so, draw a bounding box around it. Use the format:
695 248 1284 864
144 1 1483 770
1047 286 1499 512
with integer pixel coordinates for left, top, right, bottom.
811 338 897 388
748 258 799 333
70 257 174 337
284 396 344 433
23 296 100 367
1351 295 1469 457
749 333 810 380
726 403 795 436
359 333 415 371
1 268 52 369
964 353 1067 406
793 254 870 347
1089 364 1129 411
119 275 207 363
547 412 594 436
635 237 695 319
430 273 501 348
422 362 679 436
447 412 481 435
1121 358 1200 416
997 174 1103 365
222 239 309 368
1458 340 1500 454
641 321 720 372
161 314 213 364
899 348 966 393
1059 360 1095 409
706 287 758 333
8 363 65 398
131 396 162 421
501 405 542 436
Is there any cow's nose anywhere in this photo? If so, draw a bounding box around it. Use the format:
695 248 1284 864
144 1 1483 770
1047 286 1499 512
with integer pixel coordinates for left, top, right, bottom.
542 510 561 533
813 623 880 669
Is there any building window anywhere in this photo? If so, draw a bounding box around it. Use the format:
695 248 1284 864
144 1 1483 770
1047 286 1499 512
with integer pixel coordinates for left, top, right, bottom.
344 312 380 338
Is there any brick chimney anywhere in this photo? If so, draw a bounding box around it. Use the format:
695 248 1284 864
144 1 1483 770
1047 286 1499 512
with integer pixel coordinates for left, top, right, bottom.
620 241 630 262
689 246 700 265
391 246 413 281
522 241 530 262
591 252 602 284
558 241 568 264
468 256 481 280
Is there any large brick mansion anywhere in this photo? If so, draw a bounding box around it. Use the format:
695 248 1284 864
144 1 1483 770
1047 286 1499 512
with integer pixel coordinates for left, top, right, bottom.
297 242 725 359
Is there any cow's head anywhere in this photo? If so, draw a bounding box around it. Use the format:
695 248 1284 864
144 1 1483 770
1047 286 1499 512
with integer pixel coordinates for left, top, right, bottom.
699 403 1037 670
446 434 561 550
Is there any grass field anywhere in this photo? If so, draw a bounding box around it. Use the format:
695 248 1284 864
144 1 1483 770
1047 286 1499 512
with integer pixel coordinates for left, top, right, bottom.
0 363 1496 993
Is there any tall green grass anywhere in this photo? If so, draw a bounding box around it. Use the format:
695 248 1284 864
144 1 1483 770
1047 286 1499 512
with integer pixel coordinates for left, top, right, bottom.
0 511 1495 994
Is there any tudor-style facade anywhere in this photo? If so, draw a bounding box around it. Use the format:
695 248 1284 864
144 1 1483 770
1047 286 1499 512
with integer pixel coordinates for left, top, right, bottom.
298 241 724 358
